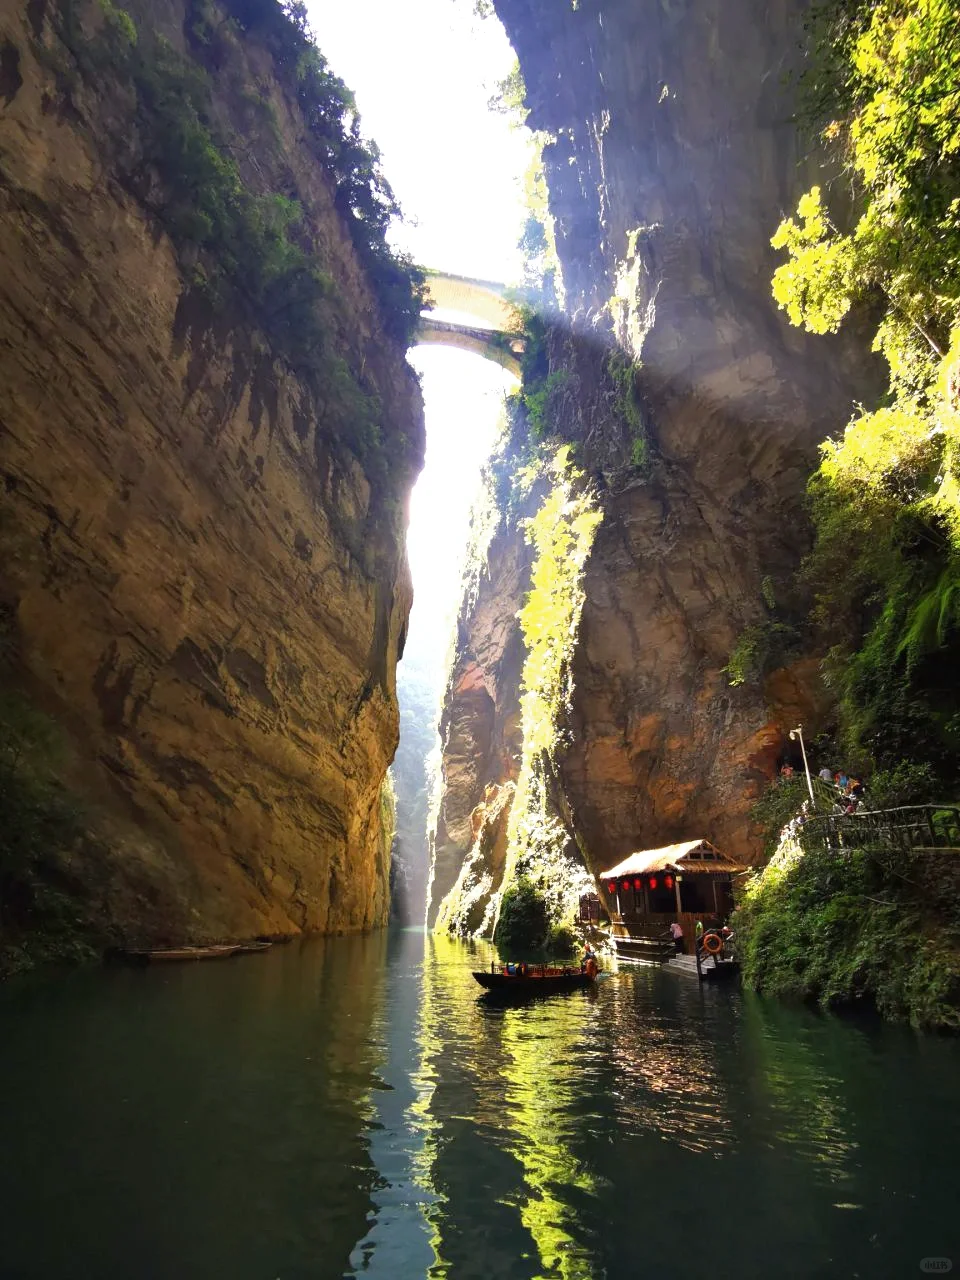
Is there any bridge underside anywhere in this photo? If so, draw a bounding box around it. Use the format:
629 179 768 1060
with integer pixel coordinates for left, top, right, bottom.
415 318 522 380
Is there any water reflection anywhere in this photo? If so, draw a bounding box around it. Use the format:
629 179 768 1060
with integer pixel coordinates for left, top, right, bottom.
1 933 958 1278
739 993 858 1182
603 964 736 1155
351 941 959 1280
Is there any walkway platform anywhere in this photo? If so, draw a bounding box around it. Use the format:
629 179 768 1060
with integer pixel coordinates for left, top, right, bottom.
663 953 740 982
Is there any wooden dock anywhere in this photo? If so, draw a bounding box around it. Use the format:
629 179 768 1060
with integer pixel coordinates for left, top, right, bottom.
663 951 739 982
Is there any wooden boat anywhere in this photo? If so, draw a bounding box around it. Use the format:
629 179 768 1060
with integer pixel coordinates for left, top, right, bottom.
120 941 272 964
473 962 598 994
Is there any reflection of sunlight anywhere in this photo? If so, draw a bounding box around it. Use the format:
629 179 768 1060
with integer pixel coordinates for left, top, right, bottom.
410 936 447 1275
347 931 441 1277
605 975 736 1155
496 999 600 1279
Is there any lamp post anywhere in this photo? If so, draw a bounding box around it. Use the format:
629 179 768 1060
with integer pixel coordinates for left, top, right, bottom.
789 724 816 809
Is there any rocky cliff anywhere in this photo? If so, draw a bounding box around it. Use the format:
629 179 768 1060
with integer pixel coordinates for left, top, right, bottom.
0 0 423 949
432 0 872 931
427 446 539 930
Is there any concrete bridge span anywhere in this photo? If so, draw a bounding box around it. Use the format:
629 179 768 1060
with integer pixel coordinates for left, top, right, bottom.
414 272 523 378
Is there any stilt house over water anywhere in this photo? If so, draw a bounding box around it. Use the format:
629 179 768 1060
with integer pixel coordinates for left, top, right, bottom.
598 840 746 957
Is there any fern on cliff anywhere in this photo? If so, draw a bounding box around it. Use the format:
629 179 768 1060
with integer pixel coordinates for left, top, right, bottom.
772 0 960 777
496 448 601 932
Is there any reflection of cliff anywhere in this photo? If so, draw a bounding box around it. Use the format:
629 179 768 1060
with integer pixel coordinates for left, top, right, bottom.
410 934 602 1276
0 0 422 944
430 0 874 914
496 994 600 1279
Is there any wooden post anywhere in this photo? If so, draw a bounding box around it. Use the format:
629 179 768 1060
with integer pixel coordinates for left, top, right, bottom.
711 878 719 917
673 875 683 915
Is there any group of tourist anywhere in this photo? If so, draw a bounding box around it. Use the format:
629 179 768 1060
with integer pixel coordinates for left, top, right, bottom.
776 760 869 846
819 767 866 813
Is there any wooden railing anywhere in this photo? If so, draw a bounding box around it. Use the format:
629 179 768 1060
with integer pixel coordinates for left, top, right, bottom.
800 804 960 854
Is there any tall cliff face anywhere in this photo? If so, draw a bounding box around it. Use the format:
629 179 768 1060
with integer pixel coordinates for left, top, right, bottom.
427 475 536 930
432 0 871 931
0 0 423 946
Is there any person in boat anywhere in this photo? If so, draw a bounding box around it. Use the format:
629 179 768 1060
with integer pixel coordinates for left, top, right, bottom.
669 920 684 954
581 943 599 978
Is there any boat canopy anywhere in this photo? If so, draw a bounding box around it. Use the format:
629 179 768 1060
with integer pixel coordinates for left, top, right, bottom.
598 839 747 879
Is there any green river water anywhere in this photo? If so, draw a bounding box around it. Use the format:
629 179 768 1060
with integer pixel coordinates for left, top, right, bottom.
0 929 957 1278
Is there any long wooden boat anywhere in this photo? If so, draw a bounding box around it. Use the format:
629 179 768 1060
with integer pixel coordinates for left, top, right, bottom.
120 941 272 964
473 963 598 994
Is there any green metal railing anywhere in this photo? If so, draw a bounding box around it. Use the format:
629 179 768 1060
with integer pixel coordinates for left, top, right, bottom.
800 804 960 854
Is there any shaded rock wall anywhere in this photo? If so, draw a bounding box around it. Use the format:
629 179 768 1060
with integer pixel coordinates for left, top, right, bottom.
0 0 423 944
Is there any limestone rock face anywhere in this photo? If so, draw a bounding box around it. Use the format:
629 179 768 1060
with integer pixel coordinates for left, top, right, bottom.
0 0 423 943
437 0 875 889
427 504 534 928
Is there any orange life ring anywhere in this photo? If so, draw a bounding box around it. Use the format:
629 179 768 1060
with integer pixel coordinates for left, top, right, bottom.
703 931 723 955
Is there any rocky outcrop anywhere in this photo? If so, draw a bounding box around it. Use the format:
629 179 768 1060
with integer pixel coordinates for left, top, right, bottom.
513 0 872 872
0 0 423 944
431 0 873 927
426 464 538 928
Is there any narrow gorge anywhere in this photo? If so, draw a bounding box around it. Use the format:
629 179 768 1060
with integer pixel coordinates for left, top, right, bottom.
3 0 960 1274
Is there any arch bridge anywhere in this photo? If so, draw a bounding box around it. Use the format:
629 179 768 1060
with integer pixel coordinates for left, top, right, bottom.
415 272 524 379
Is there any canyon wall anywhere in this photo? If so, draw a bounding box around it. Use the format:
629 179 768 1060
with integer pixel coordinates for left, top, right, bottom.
426 454 538 928
0 0 423 946
433 0 871 930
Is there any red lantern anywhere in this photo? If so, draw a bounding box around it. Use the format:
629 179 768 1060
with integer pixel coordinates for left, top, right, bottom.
665 874 674 890
606 881 616 894
621 879 631 893
649 876 658 890
633 877 643 891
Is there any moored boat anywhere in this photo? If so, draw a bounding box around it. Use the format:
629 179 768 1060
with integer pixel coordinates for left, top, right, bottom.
119 941 272 964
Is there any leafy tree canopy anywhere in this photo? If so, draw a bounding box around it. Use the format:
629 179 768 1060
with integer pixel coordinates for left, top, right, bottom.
773 0 960 778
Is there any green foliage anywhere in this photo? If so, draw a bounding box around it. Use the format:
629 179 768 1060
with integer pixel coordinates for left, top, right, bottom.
866 759 940 808
546 923 578 956
773 0 960 778
522 369 571 439
750 777 811 860
0 692 92 974
97 0 137 44
605 347 648 471
725 621 798 687
494 876 549 954
488 59 528 123
57 0 423 363
736 838 960 1030
497 450 602 937
515 448 602 760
